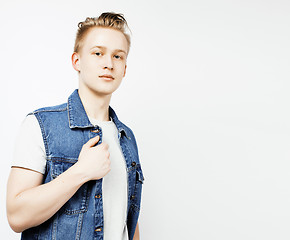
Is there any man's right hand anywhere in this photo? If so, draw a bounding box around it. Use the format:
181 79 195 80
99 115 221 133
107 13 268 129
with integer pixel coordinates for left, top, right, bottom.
6 135 111 233
75 135 111 181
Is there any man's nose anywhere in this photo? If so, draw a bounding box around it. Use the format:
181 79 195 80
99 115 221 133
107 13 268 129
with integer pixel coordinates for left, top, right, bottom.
103 55 113 70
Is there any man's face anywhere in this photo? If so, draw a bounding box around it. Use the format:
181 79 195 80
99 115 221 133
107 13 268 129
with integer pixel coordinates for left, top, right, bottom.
72 27 128 96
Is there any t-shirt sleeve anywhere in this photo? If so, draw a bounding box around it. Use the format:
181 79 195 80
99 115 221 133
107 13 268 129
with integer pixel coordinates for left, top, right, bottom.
11 114 46 174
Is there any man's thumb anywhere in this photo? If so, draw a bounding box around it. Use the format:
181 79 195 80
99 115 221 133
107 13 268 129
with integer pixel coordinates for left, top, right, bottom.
86 135 100 147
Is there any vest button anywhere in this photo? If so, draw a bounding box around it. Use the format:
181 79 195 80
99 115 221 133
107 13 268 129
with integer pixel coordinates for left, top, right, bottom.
95 194 101 199
91 129 100 133
130 195 135 200
95 227 102 232
131 162 136 167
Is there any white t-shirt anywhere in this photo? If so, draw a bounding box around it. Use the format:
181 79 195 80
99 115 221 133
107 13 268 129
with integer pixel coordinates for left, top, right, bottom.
12 114 129 240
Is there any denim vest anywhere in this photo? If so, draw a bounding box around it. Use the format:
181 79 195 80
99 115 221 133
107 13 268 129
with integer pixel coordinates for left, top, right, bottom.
21 89 144 240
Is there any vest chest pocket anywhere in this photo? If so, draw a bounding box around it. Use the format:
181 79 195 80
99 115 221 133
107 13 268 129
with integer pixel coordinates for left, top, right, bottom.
50 160 90 215
131 164 144 212
136 167 144 184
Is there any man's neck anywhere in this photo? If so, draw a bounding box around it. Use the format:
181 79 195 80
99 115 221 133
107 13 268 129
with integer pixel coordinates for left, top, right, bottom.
78 86 112 122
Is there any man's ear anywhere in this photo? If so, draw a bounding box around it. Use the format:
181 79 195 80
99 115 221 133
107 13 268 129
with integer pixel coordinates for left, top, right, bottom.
123 64 127 77
71 52 80 72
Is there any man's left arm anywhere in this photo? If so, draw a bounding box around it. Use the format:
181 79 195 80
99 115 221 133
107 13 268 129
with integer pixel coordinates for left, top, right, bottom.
133 222 140 240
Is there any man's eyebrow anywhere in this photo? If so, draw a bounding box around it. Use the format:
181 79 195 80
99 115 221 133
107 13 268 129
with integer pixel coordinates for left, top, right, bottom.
90 45 127 54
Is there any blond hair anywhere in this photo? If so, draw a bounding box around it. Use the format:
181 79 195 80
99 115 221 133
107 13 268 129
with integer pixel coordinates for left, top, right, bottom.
74 12 131 54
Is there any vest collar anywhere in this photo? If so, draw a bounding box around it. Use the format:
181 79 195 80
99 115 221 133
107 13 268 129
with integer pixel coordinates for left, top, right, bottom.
67 89 129 138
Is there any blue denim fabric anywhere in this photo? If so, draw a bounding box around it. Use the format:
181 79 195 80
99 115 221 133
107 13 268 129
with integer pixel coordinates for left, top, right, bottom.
21 89 144 240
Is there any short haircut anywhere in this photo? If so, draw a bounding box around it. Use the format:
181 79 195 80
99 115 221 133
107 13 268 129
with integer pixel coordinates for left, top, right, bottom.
74 12 131 55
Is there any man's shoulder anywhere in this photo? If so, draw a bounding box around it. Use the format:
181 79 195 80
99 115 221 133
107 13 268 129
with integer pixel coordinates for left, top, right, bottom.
120 121 134 134
29 102 68 115
118 120 137 141
26 102 70 131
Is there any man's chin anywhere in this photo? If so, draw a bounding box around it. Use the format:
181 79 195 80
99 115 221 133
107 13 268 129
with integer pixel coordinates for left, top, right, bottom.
91 88 117 97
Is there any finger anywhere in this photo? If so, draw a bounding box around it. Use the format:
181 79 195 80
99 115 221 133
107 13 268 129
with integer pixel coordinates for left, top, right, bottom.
85 135 100 148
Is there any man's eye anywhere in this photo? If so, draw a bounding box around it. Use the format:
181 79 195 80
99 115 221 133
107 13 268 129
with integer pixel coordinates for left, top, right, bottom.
114 55 121 59
95 52 101 56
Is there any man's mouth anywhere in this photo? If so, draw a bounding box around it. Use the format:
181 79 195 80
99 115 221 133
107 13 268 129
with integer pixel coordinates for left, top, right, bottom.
99 74 114 80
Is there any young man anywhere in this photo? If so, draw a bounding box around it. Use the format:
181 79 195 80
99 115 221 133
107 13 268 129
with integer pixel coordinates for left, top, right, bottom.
6 12 144 240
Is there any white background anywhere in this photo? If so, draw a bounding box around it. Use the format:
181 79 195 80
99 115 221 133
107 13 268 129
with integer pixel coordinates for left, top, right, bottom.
1 0 290 239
